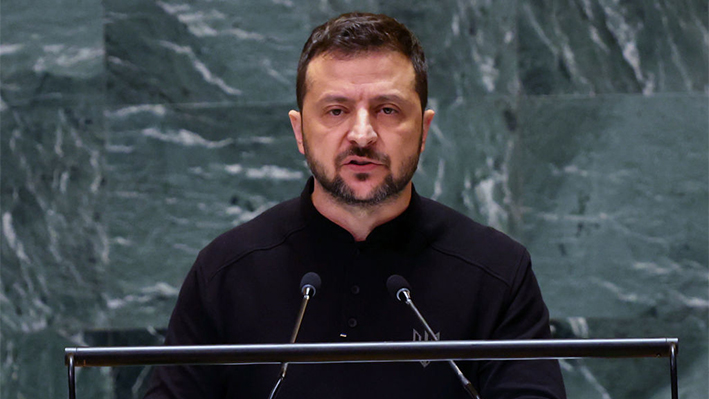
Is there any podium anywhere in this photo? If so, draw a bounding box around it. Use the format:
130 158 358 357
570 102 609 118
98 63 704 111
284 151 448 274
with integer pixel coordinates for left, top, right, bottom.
65 338 679 399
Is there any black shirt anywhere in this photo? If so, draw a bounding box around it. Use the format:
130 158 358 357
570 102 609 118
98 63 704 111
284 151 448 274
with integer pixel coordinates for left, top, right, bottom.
145 178 566 399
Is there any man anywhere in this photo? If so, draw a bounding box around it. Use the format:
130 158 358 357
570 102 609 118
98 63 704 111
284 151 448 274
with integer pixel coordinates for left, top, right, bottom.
145 12 566 399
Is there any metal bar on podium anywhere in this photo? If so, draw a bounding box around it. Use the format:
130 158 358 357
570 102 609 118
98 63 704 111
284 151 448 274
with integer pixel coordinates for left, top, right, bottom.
67 352 76 399
669 341 678 399
65 338 679 398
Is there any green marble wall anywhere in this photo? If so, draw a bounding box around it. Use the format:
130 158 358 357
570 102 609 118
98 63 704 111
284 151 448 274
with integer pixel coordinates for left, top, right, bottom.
1 1 707 398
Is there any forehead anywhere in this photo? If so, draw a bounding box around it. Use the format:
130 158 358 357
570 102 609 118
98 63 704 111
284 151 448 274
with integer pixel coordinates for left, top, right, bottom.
303 50 417 103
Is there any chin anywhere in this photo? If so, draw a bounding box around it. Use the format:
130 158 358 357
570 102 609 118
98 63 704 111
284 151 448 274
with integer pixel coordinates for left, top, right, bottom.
344 178 382 195
313 166 409 206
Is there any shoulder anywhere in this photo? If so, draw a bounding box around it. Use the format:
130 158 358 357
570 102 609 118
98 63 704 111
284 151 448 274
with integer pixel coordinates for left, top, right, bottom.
417 197 529 285
194 196 306 281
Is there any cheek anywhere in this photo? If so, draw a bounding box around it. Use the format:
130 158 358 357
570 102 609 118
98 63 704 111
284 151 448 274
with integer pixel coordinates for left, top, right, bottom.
303 134 338 161
391 130 424 154
309 129 350 153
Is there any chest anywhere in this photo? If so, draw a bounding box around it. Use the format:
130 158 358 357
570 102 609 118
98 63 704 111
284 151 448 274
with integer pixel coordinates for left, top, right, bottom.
209 244 510 345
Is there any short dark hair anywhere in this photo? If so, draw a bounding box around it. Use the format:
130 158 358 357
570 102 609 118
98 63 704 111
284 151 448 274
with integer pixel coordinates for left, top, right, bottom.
296 12 428 111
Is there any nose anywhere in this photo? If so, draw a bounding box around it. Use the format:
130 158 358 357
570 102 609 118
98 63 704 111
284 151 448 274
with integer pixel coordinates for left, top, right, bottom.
347 108 377 147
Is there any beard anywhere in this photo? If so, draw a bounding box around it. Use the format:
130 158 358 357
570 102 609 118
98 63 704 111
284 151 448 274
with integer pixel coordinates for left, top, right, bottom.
302 135 422 208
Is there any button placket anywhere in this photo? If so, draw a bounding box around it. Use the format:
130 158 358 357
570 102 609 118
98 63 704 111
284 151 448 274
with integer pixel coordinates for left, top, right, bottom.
342 244 368 335
340 244 362 338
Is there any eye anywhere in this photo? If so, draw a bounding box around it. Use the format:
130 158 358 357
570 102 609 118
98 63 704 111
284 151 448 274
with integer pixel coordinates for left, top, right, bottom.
329 108 344 116
381 107 397 115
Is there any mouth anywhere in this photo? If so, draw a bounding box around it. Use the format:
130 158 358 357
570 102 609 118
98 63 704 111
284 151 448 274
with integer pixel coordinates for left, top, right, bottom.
348 159 376 166
342 156 383 172
344 156 381 165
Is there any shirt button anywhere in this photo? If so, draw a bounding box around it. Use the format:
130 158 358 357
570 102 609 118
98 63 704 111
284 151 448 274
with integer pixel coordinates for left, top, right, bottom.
350 285 360 295
348 318 358 328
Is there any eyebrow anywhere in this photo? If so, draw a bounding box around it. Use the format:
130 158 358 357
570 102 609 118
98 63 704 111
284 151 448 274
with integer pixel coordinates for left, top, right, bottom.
372 94 411 106
317 95 352 105
315 93 412 106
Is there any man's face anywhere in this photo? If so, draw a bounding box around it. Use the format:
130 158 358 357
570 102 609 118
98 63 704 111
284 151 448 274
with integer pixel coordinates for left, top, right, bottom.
289 50 435 207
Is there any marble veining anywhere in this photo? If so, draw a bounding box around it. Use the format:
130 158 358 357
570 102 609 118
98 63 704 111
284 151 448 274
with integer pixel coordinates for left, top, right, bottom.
1 1 707 398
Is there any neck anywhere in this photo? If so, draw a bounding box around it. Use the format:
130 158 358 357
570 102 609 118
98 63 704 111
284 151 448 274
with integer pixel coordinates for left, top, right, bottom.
311 180 413 242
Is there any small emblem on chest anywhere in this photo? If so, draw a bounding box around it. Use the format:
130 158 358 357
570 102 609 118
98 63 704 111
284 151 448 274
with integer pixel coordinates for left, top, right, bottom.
412 329 440 367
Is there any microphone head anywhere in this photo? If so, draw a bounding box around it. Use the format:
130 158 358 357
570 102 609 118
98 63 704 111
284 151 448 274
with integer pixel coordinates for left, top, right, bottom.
300 272 322 296
386 274 411 302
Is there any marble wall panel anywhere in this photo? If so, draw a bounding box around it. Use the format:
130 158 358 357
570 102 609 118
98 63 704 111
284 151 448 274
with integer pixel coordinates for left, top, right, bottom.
0 103 109 396
515 94 708 319
518 0 708 95
105 0 310 106
0 0 104 107
0 104 108 326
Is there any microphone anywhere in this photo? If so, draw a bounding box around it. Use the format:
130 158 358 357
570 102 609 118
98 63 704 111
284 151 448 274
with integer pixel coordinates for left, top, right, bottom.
267 272 322 399
386 275 482 399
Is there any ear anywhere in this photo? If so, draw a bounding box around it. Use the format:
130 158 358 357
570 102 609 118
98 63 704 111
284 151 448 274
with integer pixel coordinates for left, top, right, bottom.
289 110 305 155
420 109 435 153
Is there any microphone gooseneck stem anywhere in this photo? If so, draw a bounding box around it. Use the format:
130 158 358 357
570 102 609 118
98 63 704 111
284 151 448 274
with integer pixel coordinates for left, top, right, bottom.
268 289 313 399
401 291 482 399
400 291 437 340
290 288 313 343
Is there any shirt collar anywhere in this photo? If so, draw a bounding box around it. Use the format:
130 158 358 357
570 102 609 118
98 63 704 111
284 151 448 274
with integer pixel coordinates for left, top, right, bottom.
299 177 426 250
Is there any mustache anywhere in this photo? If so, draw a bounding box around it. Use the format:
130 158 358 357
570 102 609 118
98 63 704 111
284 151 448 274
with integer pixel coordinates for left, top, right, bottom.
335 146 390 166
